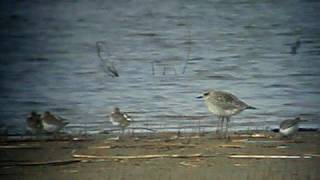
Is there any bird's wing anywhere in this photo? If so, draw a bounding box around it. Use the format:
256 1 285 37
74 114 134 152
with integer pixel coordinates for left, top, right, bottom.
280 120 298 129
123 113 133 121
211 91 248 108
55 115 69 124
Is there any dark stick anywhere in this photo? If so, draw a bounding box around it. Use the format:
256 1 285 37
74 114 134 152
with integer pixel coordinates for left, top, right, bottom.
182 24 191 74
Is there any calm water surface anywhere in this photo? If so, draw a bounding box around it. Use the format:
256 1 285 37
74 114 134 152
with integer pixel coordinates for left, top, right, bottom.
0 0 320 134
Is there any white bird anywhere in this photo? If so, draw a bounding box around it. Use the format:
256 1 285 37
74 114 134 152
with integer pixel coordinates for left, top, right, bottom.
109 107 133 135
197 89 256 139
279 117 306 137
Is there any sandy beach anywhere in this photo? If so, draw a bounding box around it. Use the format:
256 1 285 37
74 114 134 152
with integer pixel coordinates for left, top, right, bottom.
0 132 319 180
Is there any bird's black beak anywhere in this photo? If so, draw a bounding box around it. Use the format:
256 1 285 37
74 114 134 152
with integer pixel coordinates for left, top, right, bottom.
196 95 203 99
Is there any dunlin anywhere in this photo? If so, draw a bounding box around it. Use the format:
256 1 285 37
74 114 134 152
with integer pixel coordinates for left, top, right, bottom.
41 111 69 133
280 117 306 137
109 107 133 135
26 111 43 134
197 89 256 139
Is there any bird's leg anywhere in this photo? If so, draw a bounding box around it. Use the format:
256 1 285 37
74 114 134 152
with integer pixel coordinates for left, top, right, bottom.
216 116 221 135
151 62 155 76
163 66 167 75
173 66 177 75
221 117 225 135
225 117 230 140
198 119 201 136
121 127 125 136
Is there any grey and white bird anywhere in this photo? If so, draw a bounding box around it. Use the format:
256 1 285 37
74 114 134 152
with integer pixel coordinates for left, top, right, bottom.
26 111 43 134
197 89 256 139
109 107 133 135
279 117 306 137
41 111 69 134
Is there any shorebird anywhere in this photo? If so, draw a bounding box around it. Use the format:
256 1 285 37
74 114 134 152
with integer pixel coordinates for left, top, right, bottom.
109 107 133 135
41 111 69 134
279 117 306 137
197 89 256 139
26 111 43 134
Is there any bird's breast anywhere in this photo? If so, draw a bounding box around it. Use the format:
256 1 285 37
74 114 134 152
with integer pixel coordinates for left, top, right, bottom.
42 121 60 132
280 125 299 136
205 102 239 116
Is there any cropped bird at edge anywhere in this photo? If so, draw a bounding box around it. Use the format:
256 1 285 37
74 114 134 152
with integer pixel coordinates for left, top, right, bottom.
109 107 133 135
41 111 69 134
197 89 256 139
26 111 43 134
279 117 306 138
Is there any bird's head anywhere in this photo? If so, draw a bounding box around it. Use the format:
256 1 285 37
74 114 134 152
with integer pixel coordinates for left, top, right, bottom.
197 90 214 100
43 111 51 117
113 107 120 113
30 111 37 117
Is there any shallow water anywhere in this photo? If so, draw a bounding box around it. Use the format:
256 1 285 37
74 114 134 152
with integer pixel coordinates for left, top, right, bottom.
0 0 320 134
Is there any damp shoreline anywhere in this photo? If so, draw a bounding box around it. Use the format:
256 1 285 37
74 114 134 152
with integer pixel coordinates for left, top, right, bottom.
0 131 319 180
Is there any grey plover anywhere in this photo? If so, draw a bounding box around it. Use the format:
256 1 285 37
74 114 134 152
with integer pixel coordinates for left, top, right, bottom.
197 89 256 139
41 111 69 133
279 117 306 137
26 111 43 134
109 107 133 135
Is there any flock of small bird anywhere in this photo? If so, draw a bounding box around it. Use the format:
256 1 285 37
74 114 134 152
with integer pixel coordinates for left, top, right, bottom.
26 111 69 135
26 89 306 139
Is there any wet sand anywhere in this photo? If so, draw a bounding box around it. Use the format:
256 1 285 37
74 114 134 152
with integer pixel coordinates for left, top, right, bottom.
0 132 319 180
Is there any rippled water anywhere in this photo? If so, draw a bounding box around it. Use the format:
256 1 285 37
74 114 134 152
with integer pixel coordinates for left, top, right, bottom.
0 0 320 134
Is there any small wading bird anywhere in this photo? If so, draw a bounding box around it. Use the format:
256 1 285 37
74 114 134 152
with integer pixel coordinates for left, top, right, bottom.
26 111 43 134
109 107 133 135
41 111 69 134
279 117 306 138
197 89 256 139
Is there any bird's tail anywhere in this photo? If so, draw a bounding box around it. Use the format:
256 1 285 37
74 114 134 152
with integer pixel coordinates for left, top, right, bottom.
246 106 257 110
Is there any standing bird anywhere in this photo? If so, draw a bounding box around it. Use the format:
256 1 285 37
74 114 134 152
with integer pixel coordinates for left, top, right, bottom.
279 117 306 138
109 107 133 135
26 111 43 134
41 111 69 134
197 89 256 139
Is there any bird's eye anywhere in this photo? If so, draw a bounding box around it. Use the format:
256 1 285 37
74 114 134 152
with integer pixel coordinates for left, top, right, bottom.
203 92 209 96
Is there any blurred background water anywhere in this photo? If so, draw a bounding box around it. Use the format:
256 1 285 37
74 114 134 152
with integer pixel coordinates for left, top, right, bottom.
0 0 319 135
